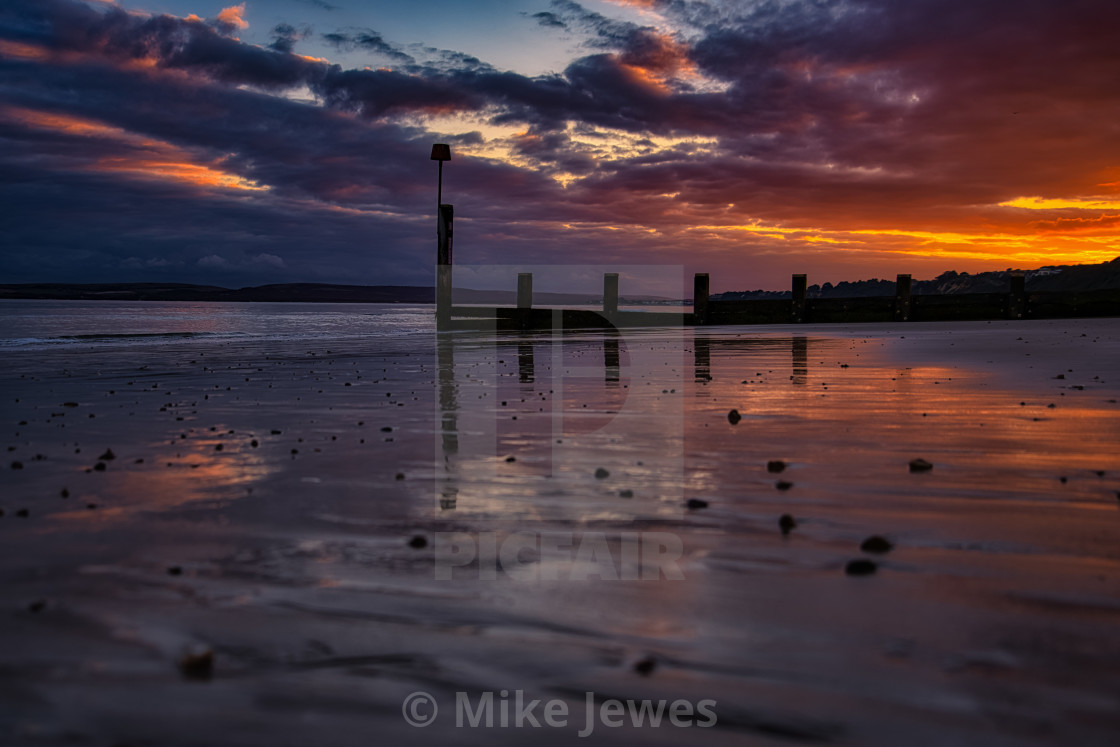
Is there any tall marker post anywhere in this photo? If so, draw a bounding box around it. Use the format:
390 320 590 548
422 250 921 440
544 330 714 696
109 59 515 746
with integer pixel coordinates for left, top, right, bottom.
432 143 452 330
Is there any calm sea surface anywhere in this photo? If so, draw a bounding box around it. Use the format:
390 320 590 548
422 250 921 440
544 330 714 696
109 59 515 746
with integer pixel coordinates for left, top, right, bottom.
0 300 437 350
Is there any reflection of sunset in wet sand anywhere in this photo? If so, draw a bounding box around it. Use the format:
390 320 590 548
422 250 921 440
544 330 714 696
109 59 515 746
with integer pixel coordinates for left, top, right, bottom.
2 319 1119 745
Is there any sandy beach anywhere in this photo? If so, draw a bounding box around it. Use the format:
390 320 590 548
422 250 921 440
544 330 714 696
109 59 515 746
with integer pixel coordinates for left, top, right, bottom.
2 312 1119 746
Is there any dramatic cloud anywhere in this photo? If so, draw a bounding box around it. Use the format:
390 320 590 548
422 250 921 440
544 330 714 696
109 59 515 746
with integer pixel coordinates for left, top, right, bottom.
2 0 1118 291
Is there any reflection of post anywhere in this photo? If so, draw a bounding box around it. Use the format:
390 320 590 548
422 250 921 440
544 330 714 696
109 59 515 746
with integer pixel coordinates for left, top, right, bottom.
436 204 453 329
604 273 619 315
1008 272 1026 319
518 338 535 384
792 335 808 385
604 334 620 385
693 273 709 325
694 333 711 382
437 336 458 510
791 274 807 323
894 273 912 322
517 273 533 309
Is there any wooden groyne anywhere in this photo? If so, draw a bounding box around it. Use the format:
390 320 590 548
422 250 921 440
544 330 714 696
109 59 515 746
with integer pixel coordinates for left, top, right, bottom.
439 270 1120 331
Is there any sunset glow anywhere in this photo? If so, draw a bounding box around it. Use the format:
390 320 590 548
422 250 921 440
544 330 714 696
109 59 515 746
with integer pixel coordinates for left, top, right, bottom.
2 0 1118 289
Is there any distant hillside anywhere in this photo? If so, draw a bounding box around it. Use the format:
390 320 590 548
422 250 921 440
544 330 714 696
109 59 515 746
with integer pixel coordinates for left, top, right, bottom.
0 283 436 303
713 257 1120 300
0 283 674 305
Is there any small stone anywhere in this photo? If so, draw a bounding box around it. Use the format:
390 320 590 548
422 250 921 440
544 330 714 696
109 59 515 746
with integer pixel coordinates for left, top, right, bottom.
28 600 46 613
1059 476 1067 484
633 656 657 676
505 455 516 463
98 448 116 460
270 429 282 435
775 480 793 491
908 458 933 473
767 460 787 473
10 461 23 470
167 566 183 576
860 535 894 554
779 514 797 535
381 426 392 432
408 535 427 549
250 440 258 448
685 498 708 510
727 409 741 425
63 402 78 407
214 443 223 451
619 489 634 498
395 472 405 481
179 645 214 680
93 462 107 472
594 467 610 479
845 559 878 576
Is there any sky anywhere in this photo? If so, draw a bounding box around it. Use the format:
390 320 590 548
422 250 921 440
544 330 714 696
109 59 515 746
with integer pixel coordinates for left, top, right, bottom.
2 0 1120 294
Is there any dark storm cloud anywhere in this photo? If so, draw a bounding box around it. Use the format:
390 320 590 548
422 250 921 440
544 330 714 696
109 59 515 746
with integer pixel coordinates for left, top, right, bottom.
268 23 312 54
322 28 415 64
529 12 568 30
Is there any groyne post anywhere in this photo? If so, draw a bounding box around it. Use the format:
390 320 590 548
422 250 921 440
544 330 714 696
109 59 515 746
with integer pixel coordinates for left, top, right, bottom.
791 274 807 323
1008 272 1026 319
604 273 619 315
693 273 710 325
432 143 453 330
894 273 912 322
517 273 533 309
436 204 453 329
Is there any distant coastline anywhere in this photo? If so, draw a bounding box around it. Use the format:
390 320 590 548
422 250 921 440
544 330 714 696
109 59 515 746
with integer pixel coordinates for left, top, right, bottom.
0 282 673 306
3 257 1117 305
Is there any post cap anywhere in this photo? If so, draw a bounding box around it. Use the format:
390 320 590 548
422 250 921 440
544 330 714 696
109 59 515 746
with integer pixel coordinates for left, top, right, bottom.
430 143 451 161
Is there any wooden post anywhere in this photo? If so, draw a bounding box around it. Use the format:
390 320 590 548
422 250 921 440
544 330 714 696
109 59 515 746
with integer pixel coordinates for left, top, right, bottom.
894 273 912 322
1008 272 1026 319
517 273 533 309
791 274 807 323
693 273 709 325
436 204 453 329
604 335 620 384
603 273 619 315
694 334 711 382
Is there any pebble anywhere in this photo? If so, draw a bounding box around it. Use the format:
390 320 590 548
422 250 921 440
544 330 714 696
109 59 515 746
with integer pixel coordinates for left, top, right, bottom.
845 559 878 576
10 461 23 470
779 514 797 535
860 535 894 554
179 645 214 680
594 467 610 479
908 458 933 472
767 460 787 473
28 600 46 613
776 480 793 491
633 656 657 676
93 462 107 472
408 535 428 549
685 498 708 510
727 409 741 425
619 489 634 498
98 448 116 460
167 566 183 576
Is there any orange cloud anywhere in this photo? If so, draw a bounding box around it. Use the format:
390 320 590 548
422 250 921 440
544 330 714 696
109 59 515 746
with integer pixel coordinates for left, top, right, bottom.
217 4 249 31
5 105 268 193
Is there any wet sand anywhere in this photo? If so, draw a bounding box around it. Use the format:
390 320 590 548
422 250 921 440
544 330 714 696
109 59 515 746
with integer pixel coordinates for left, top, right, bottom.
2 319 1119 745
